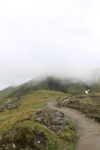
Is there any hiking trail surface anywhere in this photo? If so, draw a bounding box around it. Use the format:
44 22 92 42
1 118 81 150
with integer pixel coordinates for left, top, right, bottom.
46 100 100 150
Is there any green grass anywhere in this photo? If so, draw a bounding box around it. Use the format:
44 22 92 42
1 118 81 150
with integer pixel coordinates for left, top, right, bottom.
0 90 67 134
1 77 100 149
0 121 64 150
16 121 64 150
0 90 73 150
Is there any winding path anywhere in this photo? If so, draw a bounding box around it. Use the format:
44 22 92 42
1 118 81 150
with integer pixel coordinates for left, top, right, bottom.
46 100 100 150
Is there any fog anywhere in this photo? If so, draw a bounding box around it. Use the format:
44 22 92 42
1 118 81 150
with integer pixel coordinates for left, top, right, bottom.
0 0 100 90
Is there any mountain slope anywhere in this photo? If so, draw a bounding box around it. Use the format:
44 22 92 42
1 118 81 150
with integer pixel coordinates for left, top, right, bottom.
0 77 91 100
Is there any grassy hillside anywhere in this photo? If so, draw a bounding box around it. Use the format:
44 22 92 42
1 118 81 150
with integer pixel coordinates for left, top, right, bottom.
0 86 18 100
0 77 92 100
0 89 76 150
0 90 67 130
0 76 100 149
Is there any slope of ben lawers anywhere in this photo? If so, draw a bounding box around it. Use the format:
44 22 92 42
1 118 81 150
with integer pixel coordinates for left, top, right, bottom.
0 76 100 150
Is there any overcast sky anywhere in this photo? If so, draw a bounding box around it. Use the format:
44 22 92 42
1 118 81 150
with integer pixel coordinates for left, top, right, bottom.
0 0 100 90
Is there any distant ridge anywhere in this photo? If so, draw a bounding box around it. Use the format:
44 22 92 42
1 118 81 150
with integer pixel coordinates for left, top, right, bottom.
0 86 13 93
0 76 91 99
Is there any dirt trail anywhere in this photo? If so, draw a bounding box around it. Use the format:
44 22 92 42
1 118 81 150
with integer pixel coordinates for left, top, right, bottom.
46 100 100 150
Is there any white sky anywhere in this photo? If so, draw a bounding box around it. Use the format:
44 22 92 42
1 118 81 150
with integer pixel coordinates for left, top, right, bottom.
0 0 100 89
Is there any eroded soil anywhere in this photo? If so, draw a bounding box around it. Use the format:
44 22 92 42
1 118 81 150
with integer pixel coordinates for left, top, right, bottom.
58 95 100 122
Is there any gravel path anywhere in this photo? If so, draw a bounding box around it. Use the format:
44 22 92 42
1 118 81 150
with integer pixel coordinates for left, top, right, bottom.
46 100 100 150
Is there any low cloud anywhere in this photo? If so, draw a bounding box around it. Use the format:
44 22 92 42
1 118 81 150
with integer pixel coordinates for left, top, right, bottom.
0 0 100 89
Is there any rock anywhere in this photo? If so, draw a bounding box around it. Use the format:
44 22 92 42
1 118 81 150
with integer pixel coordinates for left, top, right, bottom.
2 144 5 147
13 143 16 149
8 100 11 103
37 141 41 144
4 103 19 110
36 117 41 122
34 109 67 133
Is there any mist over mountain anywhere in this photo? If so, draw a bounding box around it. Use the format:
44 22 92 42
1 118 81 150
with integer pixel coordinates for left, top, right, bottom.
1 68 100 91
1 75 100 101
1 0 100 90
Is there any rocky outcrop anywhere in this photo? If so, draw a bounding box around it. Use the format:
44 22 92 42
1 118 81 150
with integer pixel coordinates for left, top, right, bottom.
34 109 76 134
0 103 20 112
